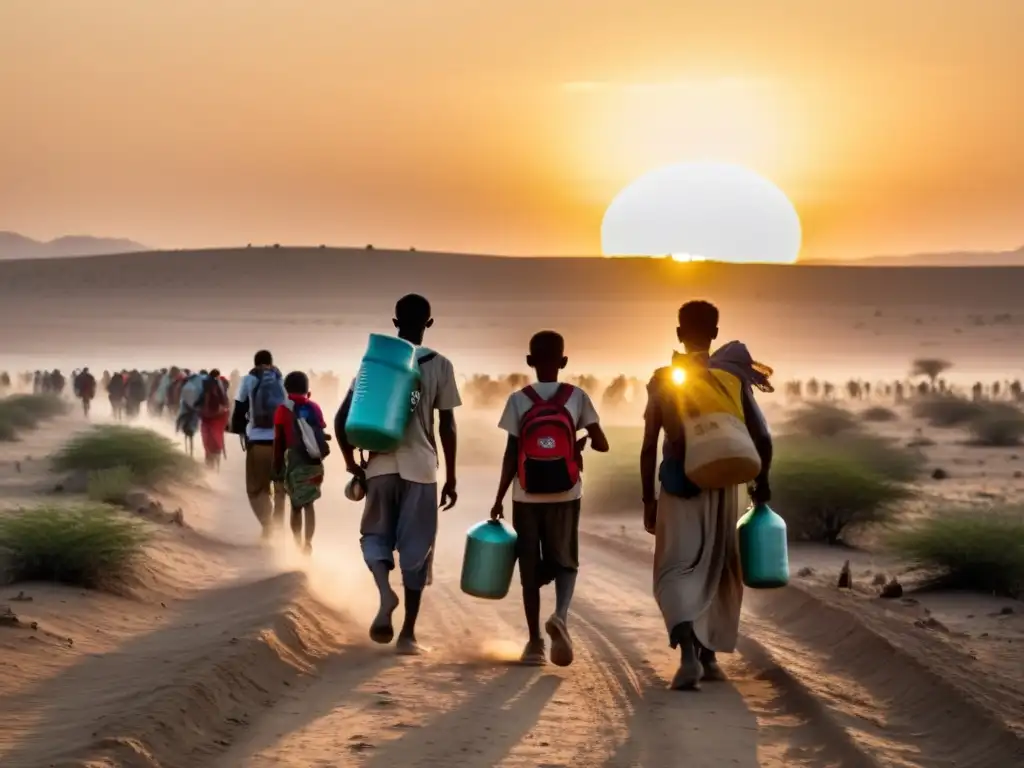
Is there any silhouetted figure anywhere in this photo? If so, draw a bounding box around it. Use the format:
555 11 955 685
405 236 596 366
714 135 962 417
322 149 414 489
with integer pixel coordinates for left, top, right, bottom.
75 368 97 417
108 371 126 420
125 370 146 418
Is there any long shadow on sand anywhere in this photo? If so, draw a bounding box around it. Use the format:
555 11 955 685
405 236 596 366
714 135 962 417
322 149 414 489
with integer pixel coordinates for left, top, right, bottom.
571 596 760 768
359 663 561 766
0 571 382 768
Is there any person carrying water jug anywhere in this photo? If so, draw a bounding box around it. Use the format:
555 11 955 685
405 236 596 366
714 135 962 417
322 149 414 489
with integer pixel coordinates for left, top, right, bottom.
230 350 288 539
490 330 608 668
336 294 461 656
640 300 774 691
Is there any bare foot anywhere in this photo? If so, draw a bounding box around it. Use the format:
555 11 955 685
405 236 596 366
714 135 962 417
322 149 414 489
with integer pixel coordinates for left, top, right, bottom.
395 635 426 656
700 650 726 681
671 656 704 691
369 589 399 644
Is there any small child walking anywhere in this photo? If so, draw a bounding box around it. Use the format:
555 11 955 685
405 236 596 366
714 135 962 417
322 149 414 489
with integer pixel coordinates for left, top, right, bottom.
491 331 609 667
273 371 330 554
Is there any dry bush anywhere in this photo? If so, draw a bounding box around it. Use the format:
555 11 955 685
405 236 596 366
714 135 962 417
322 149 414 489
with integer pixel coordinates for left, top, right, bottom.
889 507 1024 598
784 402 860 438
966 403 1024 447
0 394 68 441
771 437 912 545
912 396 982 427
861 406 898 423
53 425 195 485
86 466 136 506
0 504 148 590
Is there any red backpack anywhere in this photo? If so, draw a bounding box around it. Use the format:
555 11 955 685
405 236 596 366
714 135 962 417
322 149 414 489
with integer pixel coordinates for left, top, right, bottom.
517 384 580 494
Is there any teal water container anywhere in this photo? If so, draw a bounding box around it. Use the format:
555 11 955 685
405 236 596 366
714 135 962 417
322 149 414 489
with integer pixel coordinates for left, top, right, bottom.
461 520 519 600
345 334 421 452
737 502 790 589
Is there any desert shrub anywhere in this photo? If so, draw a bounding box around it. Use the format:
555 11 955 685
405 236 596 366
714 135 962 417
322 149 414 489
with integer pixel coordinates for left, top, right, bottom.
774 433 923 484
52 425 194 485
889 508 1024 598
0 394 67 439
784 403 860 437
86 466 136 506
912 396 981 427
771 439 911 544
966 403 1024 447
861 406 898 423
0 504 148 589
4 394 68 421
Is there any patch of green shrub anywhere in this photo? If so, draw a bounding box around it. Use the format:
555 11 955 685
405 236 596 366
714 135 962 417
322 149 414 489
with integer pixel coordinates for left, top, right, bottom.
966 403 1024 447
774 433 924 484
771 438 911 544
861 406 898 423
52 425 195 485
784 403 861 438
0 504 148 589
912 396 982 428
86 466 136 506
0 394 67 440
888 507 1024 598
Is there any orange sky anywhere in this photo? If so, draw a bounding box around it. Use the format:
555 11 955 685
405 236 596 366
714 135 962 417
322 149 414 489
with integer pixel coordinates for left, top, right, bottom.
2 1 1023 260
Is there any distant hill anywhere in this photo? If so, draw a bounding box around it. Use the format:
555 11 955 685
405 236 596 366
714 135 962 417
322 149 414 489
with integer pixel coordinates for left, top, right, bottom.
805 246 1024 268
1 246 1023 377
0 232 147 260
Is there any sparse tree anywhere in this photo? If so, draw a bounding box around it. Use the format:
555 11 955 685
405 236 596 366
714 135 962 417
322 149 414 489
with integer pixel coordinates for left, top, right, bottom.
910 358 952 391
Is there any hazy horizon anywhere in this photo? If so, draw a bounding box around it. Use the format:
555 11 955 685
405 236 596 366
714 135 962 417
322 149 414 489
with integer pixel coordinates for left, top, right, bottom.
3 1 1024 260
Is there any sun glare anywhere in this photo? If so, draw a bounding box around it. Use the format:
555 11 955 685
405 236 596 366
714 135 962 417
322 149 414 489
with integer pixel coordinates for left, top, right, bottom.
671 367 687 385
601 161 802 264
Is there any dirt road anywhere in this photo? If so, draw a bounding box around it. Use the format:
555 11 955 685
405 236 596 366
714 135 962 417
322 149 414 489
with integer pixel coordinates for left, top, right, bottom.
208 464 1021 768
3 435 1021 767
199 470 863 768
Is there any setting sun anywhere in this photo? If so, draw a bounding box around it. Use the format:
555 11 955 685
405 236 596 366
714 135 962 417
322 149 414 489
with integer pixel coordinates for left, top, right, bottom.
601 162 802 264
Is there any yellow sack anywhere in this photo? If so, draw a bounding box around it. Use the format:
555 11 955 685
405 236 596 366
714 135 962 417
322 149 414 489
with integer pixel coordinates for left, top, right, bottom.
662 359 761 490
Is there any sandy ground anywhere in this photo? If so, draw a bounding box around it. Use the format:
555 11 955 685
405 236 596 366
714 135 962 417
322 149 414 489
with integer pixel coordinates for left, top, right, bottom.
1 406 1022 767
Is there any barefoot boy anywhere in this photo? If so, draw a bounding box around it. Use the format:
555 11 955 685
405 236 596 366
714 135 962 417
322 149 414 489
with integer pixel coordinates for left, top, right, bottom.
491 331 609 667
640 300 773 690
272 371 330 555
336 294 461 656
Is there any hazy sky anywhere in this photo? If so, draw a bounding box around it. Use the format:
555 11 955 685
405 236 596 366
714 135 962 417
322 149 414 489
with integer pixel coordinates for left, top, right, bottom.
2 1 1023 260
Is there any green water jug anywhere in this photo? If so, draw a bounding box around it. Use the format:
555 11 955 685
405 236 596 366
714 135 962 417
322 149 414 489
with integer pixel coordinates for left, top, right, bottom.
345 334 421 453
460 520 518 600
737 502 789 589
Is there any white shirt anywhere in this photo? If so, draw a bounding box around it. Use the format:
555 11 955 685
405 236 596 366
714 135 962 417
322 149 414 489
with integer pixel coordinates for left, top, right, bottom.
234 371 278 442
358 348 462 485
497 382 601 504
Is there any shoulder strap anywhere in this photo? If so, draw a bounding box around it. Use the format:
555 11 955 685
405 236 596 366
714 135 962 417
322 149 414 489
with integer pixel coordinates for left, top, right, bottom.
701 367 734 401
417 351 437 365
551 383 574 408
522 386 542 405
